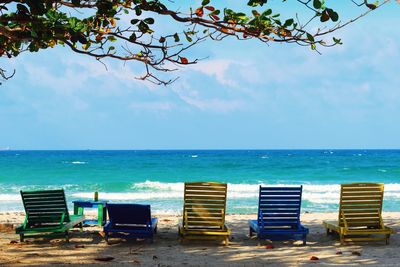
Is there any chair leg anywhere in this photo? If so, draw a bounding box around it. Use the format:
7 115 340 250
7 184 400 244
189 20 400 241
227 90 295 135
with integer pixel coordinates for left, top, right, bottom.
340 235 344 245
19 234 24 242
154 226 157 234
65 231 70 242
104 233 109 245
224 237 229 246
249 227 253 237
303 235 307 245
386 234 390 245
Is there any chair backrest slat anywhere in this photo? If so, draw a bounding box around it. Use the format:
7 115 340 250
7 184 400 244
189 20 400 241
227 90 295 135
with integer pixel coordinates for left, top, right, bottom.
107 204 152 226
183 182 227 229
258 186 302 228
20 189 70 225
339 183 384 228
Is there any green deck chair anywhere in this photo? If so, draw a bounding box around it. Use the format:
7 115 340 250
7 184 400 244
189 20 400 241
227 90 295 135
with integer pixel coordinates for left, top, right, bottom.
16 189 84 242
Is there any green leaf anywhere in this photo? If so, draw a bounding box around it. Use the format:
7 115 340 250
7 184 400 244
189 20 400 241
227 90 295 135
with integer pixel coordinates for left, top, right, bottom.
184 32 192 42
306 33 314 42
30 30 38 38
16 4 29 14
135 7 142 16
262 9 272 16
311 43 316 50
107 36 117 42
144 18 155 24
138 21 149 33
129 33 137 42
283 18 294 27
313 0 321 9
328 9 339 22
247 0 267 7
201 0 210 6
333 37 342 44
72 0 80 6
130 19 139 25
173 33 180 42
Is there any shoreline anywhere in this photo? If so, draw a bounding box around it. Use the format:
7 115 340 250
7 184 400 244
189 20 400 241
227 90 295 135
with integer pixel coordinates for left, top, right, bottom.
1 212 400 266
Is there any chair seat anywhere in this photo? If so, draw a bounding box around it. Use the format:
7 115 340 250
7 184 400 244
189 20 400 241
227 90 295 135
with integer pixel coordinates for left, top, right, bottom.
180 225 230 236
104 218 158 233
249 220 309 235
323 220 395 235
16 214 84 234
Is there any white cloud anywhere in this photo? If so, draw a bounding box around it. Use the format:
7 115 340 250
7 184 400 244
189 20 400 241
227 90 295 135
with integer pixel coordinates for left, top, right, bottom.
188 59 237 87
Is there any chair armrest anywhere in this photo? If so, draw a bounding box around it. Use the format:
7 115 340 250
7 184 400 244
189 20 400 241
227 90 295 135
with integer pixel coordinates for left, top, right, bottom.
184 210 188 229
22 215 28 229
59 212 66 226
258 209 265 228
378 208 384 229
341 210 348 229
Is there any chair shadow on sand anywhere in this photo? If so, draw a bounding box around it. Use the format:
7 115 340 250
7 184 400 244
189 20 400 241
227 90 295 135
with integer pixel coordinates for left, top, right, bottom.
1 213 399 266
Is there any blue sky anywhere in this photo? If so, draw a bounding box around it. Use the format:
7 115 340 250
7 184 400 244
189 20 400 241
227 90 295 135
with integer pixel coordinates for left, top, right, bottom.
0 1 399 150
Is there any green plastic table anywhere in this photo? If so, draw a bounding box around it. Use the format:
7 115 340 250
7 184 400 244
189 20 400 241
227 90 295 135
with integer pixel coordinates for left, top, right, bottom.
73 200 108 226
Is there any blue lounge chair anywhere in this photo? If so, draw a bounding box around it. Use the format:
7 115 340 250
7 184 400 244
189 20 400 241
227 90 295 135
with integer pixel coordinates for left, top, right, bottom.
103 203 157 243
249 186 309 245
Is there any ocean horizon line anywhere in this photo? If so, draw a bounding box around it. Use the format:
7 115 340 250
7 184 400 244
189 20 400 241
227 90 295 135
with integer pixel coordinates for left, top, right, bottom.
2 148 400 151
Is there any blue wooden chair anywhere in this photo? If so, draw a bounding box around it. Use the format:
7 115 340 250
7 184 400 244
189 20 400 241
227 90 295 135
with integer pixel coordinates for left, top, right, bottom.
249 186 309 245
103 203 157 243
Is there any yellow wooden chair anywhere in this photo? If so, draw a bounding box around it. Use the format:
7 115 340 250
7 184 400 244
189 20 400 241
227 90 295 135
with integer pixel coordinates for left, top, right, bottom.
178 182 231 245
323 183 395 244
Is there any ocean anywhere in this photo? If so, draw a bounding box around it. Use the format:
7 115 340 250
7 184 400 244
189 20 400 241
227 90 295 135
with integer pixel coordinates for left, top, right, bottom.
0 150 399 214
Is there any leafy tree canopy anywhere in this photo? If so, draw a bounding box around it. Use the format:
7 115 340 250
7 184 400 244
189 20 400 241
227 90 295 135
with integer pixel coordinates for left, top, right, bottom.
0 0 388 84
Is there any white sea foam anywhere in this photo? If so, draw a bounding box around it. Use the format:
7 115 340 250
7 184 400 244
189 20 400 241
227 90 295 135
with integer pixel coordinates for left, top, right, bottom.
3 182 400 210
62 161 87 165
0 194 20 201
191 155 198 158
69 181 400 205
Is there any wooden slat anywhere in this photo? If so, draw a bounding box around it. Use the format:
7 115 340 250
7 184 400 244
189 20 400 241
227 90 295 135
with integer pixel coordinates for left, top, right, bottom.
185 208 222 213
260 187 301 191
337 183 385 232
341 200 382 205
260 204 300 208
21 190 64 196
185 221 223 226
342 195 382 202
181 182 228 240
185 201 225 206
187 213 221 220
260 192 301 197
21 189 70 225
184 195 226 200
262 213 299 218
260 201 301 205
259 196 301 200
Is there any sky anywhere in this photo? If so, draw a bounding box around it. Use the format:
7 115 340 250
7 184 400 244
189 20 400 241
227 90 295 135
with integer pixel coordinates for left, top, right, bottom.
0 1 399 150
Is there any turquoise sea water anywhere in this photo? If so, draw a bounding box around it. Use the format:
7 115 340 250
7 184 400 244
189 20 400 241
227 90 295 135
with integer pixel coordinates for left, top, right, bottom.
0 150 399 214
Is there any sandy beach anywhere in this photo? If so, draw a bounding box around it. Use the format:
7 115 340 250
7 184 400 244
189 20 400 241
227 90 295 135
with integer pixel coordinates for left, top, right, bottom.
0 212 399 266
